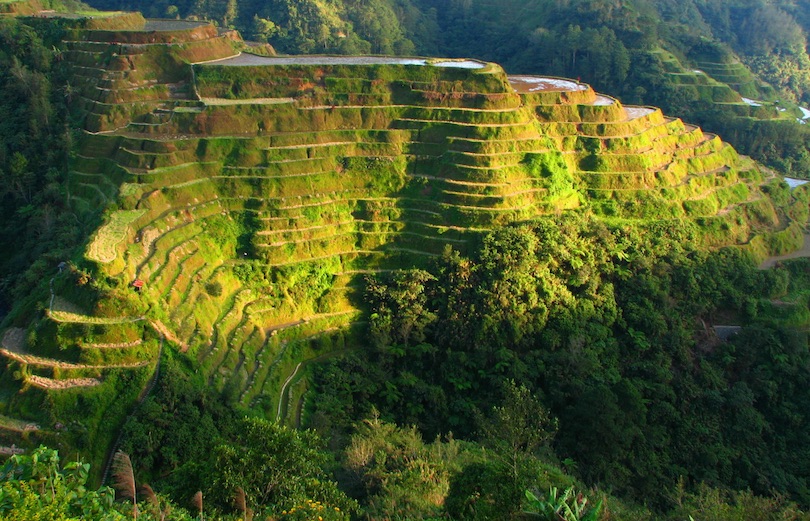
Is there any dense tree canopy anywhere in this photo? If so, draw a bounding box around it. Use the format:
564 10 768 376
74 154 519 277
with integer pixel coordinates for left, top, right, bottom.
0 17 84 316
311 213 810 510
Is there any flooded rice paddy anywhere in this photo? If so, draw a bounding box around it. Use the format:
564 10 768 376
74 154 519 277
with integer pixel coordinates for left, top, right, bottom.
206 54 486 68
591 95 615 106
625 106 655 119
508 76 588 92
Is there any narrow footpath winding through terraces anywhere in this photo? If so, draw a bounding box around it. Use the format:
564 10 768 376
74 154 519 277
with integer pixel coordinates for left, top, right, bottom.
759 234 810 268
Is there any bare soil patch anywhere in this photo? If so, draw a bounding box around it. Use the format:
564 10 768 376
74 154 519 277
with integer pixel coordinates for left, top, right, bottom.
206 54 485 68
625 106 655 120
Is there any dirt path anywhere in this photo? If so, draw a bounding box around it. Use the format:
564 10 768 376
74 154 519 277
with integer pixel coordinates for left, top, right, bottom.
759 234 810 269
151 320 186 351
82 339 144 349
276 362 302 421
0 414 39 433
47 310 145 324
202 96 294 106
274 346 360 427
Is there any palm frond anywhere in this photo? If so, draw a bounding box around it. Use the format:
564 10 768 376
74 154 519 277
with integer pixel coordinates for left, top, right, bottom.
111 451 137 519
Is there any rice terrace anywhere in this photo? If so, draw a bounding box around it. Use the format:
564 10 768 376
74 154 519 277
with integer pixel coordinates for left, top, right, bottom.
1 0 810 519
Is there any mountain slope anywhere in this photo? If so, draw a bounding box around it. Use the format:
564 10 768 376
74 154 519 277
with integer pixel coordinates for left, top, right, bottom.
0 3 806 476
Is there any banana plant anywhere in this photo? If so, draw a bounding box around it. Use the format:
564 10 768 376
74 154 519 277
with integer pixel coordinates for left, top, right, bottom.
524 486 603 521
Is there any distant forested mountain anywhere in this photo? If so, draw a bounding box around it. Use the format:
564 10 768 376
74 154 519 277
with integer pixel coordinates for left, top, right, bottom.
78 0 809 98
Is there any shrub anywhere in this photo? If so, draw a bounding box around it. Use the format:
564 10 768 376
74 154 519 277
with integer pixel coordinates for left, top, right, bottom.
205 281 223 297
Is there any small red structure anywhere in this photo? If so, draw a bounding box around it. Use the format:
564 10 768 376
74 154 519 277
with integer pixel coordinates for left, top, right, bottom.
132 279 145 291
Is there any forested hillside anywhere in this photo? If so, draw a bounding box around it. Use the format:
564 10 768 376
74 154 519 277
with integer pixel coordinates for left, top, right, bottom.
0 1 809 520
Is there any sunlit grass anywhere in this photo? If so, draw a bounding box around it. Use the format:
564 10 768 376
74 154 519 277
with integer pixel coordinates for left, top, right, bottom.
87 210 145 264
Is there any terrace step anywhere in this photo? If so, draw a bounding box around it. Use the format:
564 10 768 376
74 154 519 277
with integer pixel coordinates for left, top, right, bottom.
0 412 40 435
27 375 103 390
0 348 149 370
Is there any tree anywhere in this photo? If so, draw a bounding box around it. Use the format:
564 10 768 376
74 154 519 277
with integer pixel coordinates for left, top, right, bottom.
207 417 357 518
252 15 277 41
344 412 453 519
739 6 805 55
0 446 122 520
223 0 237 28
479 380 558 484
5 151 35 205
366 269 437 347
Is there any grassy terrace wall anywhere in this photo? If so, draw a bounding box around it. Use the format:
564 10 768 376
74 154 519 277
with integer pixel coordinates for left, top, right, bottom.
0 14 801 468
691 59 774 100
654 47 789 130
194 61 513 107
63 16 239 131
74 21 215 44
0 0 43 14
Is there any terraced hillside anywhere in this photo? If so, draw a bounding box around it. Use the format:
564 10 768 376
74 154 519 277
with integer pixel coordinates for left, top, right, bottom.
652 47 810 123
0 8 805 467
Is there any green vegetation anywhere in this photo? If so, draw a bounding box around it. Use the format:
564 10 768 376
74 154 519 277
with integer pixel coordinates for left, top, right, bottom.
87 210 146 263
0 3 808 520
81 0 810 176
0 437 352 520
311 217 810 517
0 446 127 520
524 487 602 521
